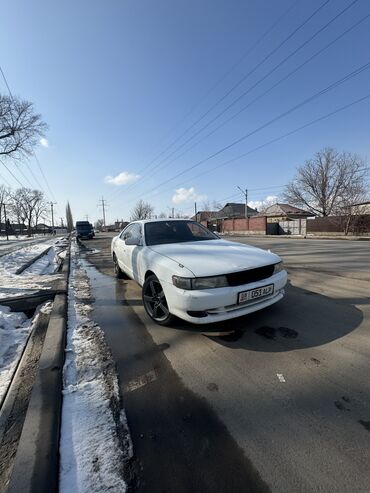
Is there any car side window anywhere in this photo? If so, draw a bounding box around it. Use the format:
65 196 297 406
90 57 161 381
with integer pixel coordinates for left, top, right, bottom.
120 224 142 242
129 224 142 241
120 225 133 240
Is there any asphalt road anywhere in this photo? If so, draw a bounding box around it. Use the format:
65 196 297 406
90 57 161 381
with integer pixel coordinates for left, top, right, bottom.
82 233 370 493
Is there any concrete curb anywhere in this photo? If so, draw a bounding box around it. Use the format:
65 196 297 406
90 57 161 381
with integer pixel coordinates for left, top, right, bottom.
7 245 70 493
15 246 52 275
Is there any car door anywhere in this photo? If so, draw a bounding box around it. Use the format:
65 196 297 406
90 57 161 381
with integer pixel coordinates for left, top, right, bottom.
123 223 143 281
116 224 135 274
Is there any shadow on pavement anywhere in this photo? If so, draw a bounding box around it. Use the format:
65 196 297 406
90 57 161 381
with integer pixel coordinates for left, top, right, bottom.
83 241 364 352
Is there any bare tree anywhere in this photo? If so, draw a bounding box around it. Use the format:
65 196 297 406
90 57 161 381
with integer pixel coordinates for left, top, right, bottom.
9 192 26 234
202 200 211 211
66 201 74 232
11 188 47 236
130 200 154 221
284 148 368 217
33 193 48 230
94 218 104 231
0 95 47 160
212 200 223 210
158 211 167 218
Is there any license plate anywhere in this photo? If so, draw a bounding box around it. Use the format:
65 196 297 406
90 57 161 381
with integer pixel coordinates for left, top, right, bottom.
238 284 274 304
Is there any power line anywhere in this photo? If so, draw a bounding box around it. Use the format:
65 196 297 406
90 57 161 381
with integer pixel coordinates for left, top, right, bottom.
124 61 370 205
0 63 56 201
0 158 27 188
14 162 34 188
0 170 12 187
33 153 57 202
118 0 363 198
129 0 301 179
150 0 331 162
127 93 370 207
136 0 365 185
0 65 13 100
109 0 331 202
24 160 46 191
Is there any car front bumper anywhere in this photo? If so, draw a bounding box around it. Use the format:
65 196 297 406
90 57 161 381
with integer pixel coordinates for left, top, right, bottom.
163 270 288 324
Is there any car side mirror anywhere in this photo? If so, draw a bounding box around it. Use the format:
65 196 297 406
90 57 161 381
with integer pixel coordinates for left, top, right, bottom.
125 237 142 246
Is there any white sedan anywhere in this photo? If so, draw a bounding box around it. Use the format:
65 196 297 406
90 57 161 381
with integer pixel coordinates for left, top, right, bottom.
111 219 287 326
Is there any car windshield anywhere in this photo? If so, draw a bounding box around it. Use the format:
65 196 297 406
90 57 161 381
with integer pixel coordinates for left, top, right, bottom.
76 222 91 230
145 220 218 246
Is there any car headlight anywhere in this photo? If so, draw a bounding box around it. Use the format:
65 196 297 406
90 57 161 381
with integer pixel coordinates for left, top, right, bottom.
192 275 228 289
172 275 229 290
273 262 284 274
172 276 192 290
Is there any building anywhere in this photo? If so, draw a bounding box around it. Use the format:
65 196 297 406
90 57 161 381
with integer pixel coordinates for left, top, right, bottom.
216 203 258 219
350 200 370 214
260 203 313 235
193 211 218 223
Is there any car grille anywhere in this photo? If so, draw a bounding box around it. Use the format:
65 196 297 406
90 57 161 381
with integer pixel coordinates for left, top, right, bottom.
225 264 275 287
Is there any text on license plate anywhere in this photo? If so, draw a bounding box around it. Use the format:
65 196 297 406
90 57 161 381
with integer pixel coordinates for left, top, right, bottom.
238 284 274 304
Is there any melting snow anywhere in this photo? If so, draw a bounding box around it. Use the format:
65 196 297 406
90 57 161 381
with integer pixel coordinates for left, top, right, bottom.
0 238 67 299
59 241 131 493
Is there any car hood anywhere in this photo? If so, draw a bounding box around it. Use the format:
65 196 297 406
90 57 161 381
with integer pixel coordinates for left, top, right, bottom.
149 239 280 277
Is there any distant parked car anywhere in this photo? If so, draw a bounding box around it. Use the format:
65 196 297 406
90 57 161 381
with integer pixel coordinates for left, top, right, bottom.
76 221 95 240
111 219 287 326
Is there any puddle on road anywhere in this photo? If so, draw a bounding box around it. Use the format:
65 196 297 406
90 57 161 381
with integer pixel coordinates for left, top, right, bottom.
359 420 370 432
254 326 298 340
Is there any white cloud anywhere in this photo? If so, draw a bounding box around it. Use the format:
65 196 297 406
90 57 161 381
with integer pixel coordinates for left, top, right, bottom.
172 187 207 204
104 171 140 186
40 138 49 148
248 195 278 212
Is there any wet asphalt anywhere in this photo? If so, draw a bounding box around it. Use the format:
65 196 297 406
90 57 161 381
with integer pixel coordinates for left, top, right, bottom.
81 233 370 493
82 250 268 493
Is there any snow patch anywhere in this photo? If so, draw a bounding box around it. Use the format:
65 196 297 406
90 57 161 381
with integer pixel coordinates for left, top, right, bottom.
60 241 131 493
0 239 66 299
0 302 51 407
0 306 30 405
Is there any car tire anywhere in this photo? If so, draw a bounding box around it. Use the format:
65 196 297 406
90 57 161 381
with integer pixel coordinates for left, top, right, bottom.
142 274 175 326
113 254 125 279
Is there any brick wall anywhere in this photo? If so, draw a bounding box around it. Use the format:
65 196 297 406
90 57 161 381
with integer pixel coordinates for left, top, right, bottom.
221 216 266 235
307 215 370 235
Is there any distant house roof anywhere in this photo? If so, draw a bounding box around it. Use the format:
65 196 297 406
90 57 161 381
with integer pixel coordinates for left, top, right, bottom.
260 203 312 217
34 223 52 230
216 203 258 219
192 211 218 222
351 200 370 206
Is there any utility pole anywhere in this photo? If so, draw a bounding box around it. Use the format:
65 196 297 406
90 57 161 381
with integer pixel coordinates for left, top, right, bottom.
98 197 108 229
4 203 8 241
0 202 9 241
194 202 197 218
172 207 174 218
60 217 64 228
49 202 57 235
237 186 248 219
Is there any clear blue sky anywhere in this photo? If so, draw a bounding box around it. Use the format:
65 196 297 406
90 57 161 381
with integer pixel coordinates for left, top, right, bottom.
1 0 369 224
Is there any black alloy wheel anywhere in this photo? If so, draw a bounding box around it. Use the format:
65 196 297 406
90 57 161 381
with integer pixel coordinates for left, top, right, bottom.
142 274 174 326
